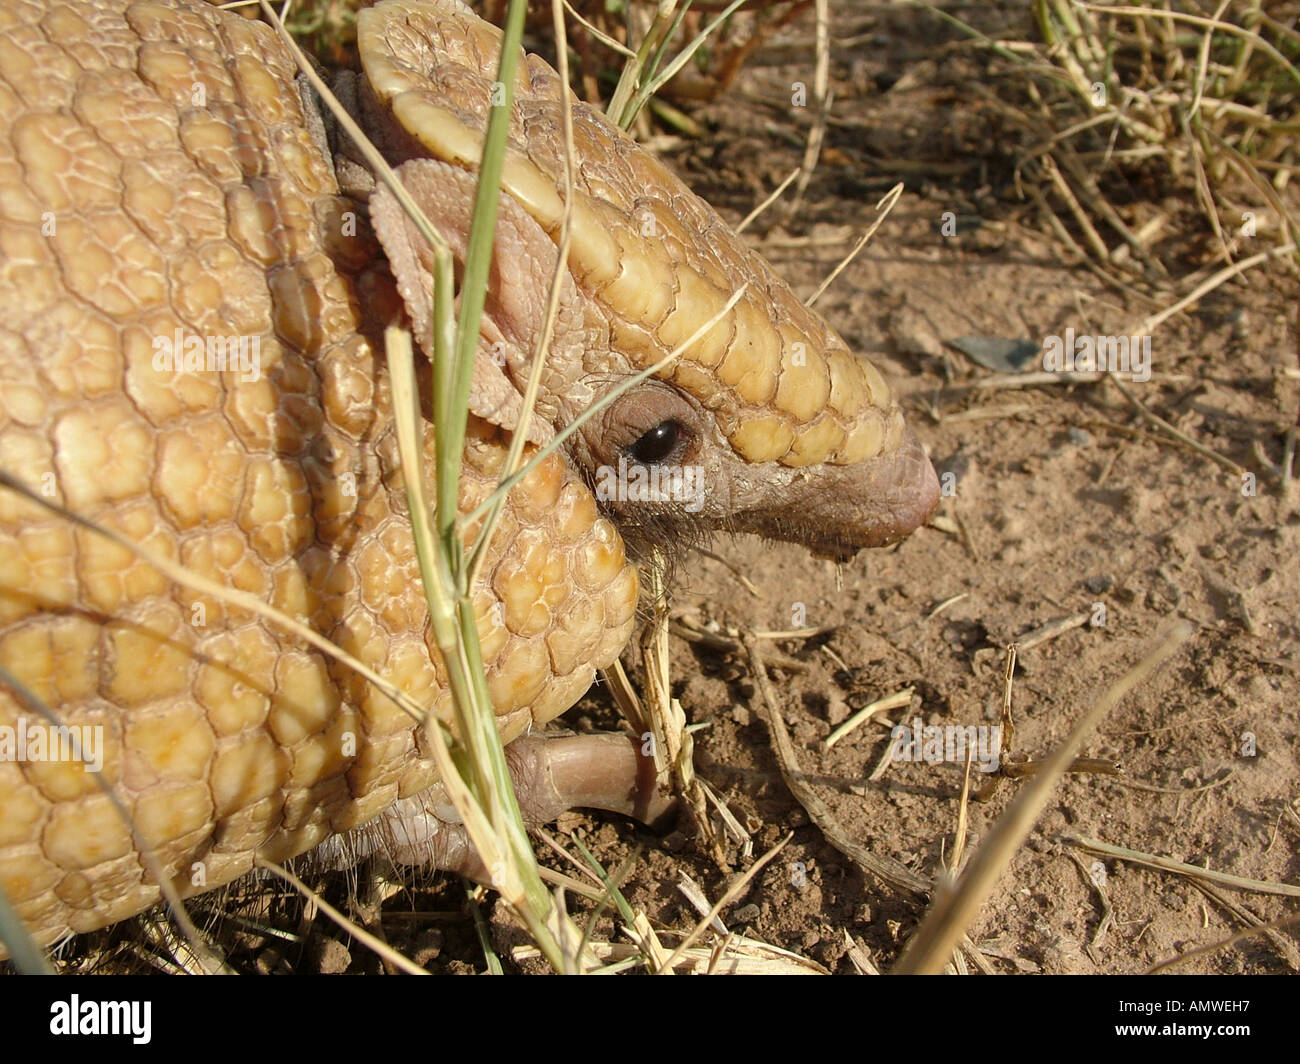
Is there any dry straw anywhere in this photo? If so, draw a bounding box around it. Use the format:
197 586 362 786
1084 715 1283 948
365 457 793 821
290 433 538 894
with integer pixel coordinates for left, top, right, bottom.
930 0 1299 276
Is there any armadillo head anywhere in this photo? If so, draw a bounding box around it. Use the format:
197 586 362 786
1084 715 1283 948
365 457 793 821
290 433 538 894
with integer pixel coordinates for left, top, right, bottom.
356 0 939 562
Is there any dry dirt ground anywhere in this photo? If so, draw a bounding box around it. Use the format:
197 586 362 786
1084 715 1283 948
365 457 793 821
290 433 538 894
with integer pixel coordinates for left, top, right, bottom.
46 1 1299 975
642 3 1299 977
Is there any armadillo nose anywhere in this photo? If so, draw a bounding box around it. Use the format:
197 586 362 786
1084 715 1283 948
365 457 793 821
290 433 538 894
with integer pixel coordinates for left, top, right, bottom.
880 427 941 541
804 428 939 559
849 427 939 550
764 427 940 562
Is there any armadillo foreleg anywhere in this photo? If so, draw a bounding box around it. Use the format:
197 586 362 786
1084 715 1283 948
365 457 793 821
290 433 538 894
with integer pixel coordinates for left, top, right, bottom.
323 733 676 881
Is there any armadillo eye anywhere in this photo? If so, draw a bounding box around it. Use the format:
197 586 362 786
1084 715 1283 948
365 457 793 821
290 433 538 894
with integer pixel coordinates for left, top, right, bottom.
627 420 683 465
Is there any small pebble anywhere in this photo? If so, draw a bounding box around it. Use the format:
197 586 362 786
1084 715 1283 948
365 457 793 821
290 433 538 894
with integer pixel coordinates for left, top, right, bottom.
313 937 352 975
410 929 444 968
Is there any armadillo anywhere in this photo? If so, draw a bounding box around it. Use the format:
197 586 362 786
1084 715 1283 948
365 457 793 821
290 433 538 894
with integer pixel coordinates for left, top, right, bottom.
0 0 938 955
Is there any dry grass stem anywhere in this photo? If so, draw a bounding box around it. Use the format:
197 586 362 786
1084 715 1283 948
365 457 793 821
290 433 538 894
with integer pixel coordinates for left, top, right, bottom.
1063 832 1300 898
894 623 1192 973
255 858 427 975
742 632 932 897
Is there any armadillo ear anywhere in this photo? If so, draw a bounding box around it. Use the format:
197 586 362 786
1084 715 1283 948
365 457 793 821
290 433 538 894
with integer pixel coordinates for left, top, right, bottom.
369 158 553 444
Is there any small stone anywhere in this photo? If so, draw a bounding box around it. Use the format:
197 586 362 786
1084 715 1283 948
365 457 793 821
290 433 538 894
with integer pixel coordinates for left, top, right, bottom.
313 936 352 974
410 929 444 968
732 903 761 923
555 811 585 833
255 947 288 975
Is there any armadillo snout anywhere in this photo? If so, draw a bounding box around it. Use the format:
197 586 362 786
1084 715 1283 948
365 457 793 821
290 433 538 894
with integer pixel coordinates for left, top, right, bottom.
729 427 940 560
